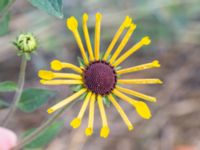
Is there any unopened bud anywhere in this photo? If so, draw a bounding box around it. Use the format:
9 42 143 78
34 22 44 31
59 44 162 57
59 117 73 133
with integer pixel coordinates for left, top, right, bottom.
13 33 37 54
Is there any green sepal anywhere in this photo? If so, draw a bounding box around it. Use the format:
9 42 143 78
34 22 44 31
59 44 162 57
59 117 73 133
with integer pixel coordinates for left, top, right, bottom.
77 56 85 68
115 65 122 71
25 53 31 61
16 51 23 56
103 95 111 107
78 92 87 101
105 54 112 62
100 52 104 60
71 84 83 92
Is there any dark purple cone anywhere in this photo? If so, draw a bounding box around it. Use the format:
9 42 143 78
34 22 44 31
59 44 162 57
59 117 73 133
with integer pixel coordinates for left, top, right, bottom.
84 61 117 95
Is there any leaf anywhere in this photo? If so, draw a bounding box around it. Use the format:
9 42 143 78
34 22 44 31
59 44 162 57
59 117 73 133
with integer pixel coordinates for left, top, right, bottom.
0 0 9 12
24 121 64 149
0 99 9 109
27 0 63 18
17 88 57 113
0 81 17 92
0 13 10 36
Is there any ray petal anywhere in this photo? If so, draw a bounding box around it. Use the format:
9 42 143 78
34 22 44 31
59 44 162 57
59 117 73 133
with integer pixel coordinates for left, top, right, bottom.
38 70 82 80
40 79 83 85
47 88 87 114
50 60 83 74
70 91 92 128
82 13 94 61
94 13 102 60
110 23 136 64
112 89 152 119
85 93 96 136
117 60 160 75
66 17 89 65
116 86 156 102
108 94 134 130
113 36 151 67
118 79 163 84
97 95 110 138
103 16 132 61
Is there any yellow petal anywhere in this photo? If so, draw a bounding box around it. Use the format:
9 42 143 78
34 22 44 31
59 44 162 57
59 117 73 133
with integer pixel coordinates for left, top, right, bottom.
66 16 78 31
100 126 110 138
85 127 93 136
70 118 81 128
38 70 54 80
51 60 63 71
135 101 152 119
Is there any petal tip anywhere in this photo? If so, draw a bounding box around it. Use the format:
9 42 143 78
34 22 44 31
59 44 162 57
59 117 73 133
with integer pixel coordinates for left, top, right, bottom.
142 36 151 45
85 127 93 136
51 60 63 71
96 12 102 21
124 16 132 28
47 108 54 114
70 118 81 129
100 127 110 138
128 125 134 131
152 60 160 67
66 16 78 31
38 70 54 80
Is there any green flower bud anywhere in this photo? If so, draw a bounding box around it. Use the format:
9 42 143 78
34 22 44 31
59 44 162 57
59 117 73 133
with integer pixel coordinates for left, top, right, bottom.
13 33 37 54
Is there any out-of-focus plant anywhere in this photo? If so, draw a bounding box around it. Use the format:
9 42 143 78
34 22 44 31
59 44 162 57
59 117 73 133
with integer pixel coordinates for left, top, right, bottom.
0 0 63 36
0 33 61 149
0 0 67 149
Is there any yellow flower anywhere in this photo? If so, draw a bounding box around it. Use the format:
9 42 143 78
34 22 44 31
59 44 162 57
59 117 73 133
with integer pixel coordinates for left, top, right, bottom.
38 13 162 138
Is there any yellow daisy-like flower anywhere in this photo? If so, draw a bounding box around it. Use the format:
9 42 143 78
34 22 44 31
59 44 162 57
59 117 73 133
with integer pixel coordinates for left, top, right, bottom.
38 12 162 138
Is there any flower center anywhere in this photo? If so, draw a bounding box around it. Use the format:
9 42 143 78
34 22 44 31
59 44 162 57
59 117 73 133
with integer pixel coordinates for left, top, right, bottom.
84 61 117 95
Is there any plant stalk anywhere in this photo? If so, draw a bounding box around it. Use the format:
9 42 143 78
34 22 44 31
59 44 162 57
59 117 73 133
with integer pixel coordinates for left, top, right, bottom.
1 55 27 127
13 105 69 150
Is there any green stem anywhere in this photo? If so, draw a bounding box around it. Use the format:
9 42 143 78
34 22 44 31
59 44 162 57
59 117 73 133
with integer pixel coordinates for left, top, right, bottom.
1 55 27 127
13 105 69 150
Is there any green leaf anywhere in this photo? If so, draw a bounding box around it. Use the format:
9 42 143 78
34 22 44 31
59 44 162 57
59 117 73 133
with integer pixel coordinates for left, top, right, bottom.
17 88 56 113
0 99 9 109
27 0 63 18
0 13 10 36
0 81 17 92
24 121 64 149
0 0 9 11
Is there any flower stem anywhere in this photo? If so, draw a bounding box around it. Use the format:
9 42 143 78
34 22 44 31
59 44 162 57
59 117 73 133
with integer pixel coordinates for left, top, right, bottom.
1 55 27 127
13 105 69 150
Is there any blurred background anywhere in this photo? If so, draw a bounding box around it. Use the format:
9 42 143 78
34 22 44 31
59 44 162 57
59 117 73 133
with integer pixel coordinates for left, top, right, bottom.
0 0 200 150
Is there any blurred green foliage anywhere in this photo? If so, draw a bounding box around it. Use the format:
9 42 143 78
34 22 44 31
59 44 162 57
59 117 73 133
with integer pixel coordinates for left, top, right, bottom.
0 81 17 92
28 0 63 18
24 121 64 149
17 88 57 113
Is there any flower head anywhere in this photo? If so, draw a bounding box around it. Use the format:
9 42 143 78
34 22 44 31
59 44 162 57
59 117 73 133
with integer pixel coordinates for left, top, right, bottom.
13 33 37 59
38 13 162 138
